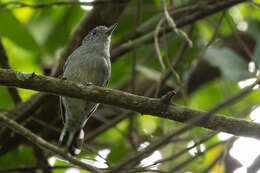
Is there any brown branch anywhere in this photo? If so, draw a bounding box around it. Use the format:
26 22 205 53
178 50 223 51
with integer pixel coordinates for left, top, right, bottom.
0 166 72 173
0 113 101 173
111 0 248 62
157 25 194 98
0 37 21 104
0 0 131 156
0 94 49 145
151 132 217 166
225 16 259 73
0 68 259 172
0 0 125 10
86 112 131 142
169 141 226 172
0 68 260 139
107 73 257 172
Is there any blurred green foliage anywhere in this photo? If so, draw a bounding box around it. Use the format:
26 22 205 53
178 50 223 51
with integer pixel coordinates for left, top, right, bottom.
0 0 260 173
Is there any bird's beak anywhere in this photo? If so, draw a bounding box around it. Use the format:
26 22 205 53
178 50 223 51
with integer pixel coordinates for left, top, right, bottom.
105 23 118 36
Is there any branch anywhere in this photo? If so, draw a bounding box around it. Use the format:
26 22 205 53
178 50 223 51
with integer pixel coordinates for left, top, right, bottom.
111 0 248 62
0 68 260 139
0 0 131 154
161 0 193 47
0 94 48 145
0 0 124 10
169 141 226 172
0 37 21 104
0 166 72 173
0 113 101 173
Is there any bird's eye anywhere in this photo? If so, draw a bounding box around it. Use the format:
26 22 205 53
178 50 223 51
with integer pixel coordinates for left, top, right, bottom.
92 30 97 35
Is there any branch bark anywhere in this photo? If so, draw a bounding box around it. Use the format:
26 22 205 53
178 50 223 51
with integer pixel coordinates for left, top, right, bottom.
0 113 101 173
111 0 248 62
0 37 21 104
0 68 260 139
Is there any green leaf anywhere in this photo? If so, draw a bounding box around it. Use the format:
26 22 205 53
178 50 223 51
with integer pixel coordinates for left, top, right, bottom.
43 6 84 54
247 18 260 40
110 54 132 86
188 79 224 110
136 65 161 81
203 47 253 82
107 141 131 164
0 145 36 169
253 42 260 66
247 19 260 66
0 87 13 110
0 12 41 52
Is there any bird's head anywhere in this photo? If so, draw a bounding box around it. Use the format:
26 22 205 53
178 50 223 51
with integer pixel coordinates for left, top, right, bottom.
82 23 117 46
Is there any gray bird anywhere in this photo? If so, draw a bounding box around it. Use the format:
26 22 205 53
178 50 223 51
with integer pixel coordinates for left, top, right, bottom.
59 23 117 155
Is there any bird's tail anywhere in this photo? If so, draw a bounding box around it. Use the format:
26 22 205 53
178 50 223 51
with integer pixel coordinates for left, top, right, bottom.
58 128 84 155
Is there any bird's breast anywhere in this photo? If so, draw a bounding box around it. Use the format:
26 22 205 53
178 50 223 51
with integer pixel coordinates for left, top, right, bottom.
64 55 110 86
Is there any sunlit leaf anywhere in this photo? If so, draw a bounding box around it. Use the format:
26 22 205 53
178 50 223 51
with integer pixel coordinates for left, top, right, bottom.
44 6 85 54
0 87 13 109
0 12 41 52
0 145 36 169
107 140 132 164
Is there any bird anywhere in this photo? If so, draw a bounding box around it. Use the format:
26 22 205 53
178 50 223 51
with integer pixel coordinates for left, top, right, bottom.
58 23 117 155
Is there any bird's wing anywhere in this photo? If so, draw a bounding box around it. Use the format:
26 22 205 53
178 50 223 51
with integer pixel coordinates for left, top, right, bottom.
82 103 99 127
63 46 83 73
60 96 66 124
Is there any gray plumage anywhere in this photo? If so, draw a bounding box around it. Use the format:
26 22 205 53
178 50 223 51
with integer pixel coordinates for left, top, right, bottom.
59 23 117 155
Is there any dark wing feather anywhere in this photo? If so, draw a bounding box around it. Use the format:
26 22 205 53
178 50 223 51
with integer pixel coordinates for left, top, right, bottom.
82 104 99 128
60 96 66 124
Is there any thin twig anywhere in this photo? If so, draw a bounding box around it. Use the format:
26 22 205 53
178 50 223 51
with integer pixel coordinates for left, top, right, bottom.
107 75 259 173
30 117 61 133
0 68 259 172
151 132 217 166
162 25 187 102
155 25 194 98
83 145 111 167
206 10 226 47
0 166 72 173
124 168 168 173
86 112 131 142
0 37 21 105
154 19 166 70
130 0 142 93
0 0 125 10
169 141 226 172
0 94 52 146
161 0 192 47
225 16 259 73
94 114 129 140
0 68 260 139
0 114 101 173
111 0 246 62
